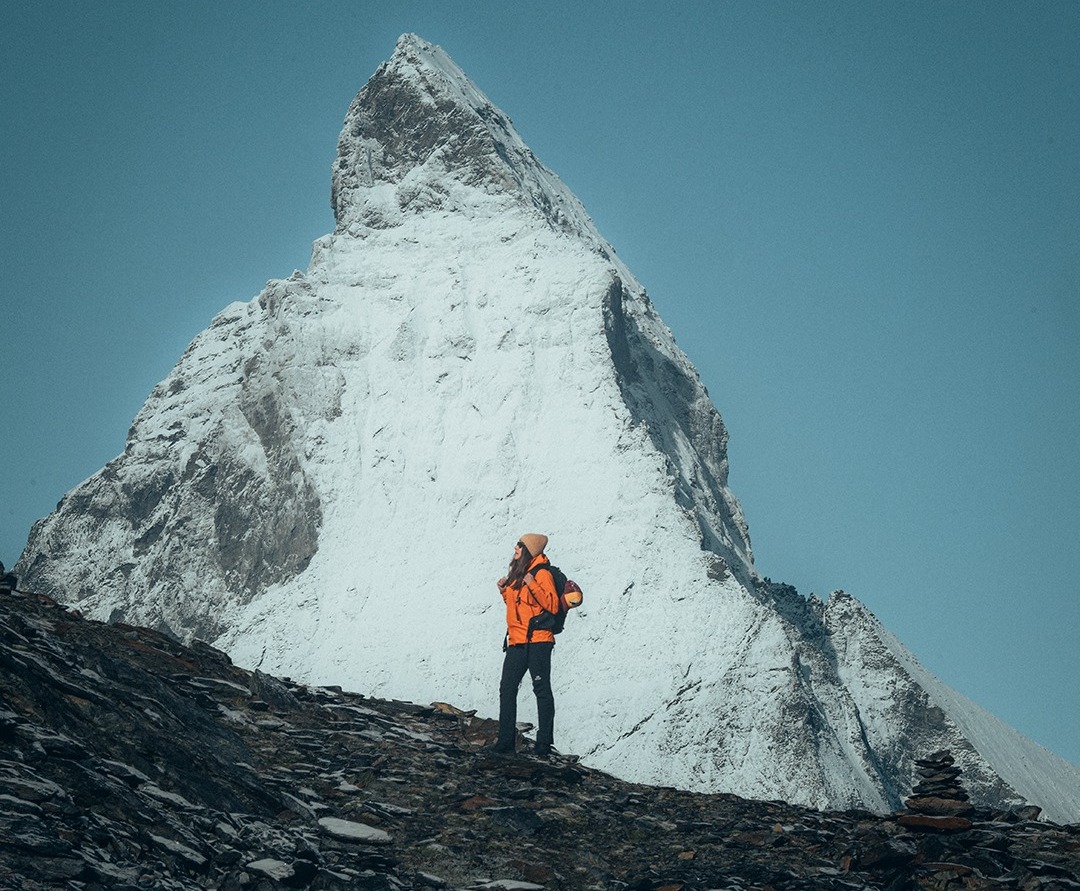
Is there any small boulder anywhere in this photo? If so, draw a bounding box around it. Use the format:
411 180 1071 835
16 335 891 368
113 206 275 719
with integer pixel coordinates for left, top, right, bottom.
317 816 392 845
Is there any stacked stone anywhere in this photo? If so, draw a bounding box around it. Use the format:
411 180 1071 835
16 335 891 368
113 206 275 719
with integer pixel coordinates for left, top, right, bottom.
900 749 976 832
910 750 968 804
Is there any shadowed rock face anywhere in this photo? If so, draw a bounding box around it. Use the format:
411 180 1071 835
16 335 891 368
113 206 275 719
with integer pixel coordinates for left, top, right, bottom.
331 33 602 240
332 53 515 217
16 276 325 644
2 588 1076 891
603 277 752 583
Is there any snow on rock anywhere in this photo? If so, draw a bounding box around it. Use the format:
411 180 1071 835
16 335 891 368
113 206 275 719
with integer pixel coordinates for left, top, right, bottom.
16 34 1080 823
332 33 605 248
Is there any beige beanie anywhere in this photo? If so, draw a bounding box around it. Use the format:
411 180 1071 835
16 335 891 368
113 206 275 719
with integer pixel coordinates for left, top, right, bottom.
518 533 548 557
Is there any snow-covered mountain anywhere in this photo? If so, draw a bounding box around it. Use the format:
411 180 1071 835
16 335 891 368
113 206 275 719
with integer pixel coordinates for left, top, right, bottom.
17 34 1080 823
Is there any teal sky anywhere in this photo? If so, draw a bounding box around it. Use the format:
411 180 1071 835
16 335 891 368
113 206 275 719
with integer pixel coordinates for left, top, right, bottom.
3 3 1078 768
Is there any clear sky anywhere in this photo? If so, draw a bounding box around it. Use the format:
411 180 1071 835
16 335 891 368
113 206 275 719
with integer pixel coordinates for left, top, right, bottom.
3 3 1078 768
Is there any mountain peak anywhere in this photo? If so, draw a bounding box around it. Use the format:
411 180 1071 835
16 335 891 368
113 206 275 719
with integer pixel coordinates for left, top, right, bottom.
15 34 1080 824
331 34 604 244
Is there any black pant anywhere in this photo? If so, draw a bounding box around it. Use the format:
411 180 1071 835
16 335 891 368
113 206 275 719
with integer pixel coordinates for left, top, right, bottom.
496 642 555 752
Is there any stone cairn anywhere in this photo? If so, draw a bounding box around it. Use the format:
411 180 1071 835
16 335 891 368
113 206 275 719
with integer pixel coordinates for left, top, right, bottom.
899 749 977 831
909 750 970 808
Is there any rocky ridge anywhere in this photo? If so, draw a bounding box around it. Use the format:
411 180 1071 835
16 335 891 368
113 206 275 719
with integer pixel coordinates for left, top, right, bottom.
3 585 1079 890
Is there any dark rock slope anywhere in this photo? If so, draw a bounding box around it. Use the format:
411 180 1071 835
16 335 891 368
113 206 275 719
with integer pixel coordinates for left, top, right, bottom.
2 587 1078 891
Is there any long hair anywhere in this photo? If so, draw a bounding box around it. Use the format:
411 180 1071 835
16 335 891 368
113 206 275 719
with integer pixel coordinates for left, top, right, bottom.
505 543 534 589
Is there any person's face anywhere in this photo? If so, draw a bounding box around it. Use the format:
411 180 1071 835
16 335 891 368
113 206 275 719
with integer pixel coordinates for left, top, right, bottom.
514 541 524 558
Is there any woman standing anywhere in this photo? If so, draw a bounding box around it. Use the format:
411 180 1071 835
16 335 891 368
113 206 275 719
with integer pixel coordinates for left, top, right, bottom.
492 533 559 757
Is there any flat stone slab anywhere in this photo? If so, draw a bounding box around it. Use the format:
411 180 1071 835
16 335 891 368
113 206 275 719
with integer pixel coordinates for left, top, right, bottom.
905 795 975 816
317 816 392 845
897 813 973 833
247 859 294 881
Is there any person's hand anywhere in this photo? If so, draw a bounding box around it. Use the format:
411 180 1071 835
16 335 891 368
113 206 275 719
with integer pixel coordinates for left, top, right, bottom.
497 576 508 590
523 572 534 586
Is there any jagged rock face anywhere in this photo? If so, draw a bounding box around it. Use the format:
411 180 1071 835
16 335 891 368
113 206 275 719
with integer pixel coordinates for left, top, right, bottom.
3 589 1077 891
331 35 601 242
14 34 1080 823
603 279 746 571
17 276 328 643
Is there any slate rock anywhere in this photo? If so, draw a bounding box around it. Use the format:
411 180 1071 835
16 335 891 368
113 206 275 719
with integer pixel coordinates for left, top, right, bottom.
896 813 975 832
905 794 976 816
318 816 394 845
2 588 1079 891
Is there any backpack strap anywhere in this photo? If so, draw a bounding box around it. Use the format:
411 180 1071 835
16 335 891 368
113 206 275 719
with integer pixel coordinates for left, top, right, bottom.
524 563 559 643
527 564 558 608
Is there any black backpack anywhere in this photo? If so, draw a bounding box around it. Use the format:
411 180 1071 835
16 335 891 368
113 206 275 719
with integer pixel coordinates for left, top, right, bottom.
526 564 582 639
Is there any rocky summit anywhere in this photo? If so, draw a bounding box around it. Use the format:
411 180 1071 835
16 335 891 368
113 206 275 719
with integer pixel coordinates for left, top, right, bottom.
3 587 1079 891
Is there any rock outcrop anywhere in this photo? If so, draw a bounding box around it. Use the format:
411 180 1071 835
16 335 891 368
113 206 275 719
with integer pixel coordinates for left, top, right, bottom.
3 587 1079 890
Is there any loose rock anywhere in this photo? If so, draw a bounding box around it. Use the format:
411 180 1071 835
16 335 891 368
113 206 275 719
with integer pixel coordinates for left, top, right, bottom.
1 588 1078 890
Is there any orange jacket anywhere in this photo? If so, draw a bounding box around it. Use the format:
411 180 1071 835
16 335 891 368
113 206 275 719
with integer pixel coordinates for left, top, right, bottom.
500 555 560 645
